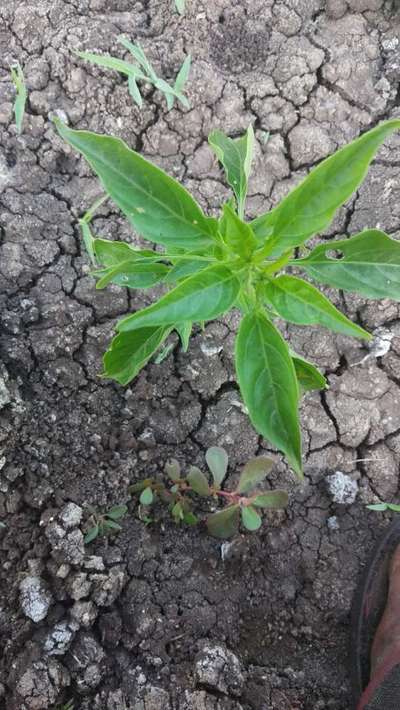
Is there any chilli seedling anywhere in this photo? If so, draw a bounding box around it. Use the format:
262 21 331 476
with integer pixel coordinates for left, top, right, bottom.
76 37 191 110
54 117 400 478
84 504 128 544
131 446 288 539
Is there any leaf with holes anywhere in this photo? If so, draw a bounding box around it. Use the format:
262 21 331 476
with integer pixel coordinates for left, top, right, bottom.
294 230 400 301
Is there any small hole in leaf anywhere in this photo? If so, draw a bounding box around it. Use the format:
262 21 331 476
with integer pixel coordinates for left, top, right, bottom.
326 249 344 260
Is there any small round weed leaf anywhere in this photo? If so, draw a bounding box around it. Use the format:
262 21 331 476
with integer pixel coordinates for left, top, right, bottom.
205 446 229 487
140 487 154 505
165 458 181 481
206 505 240 539
238 456 274 494
241 505 262 531
129 478 153 494
186 466 210 496
84 524 99 544
172 501 184 521
252 490 288 509
107 504 128 520
366 503 389 511
104 519 122 532
183 511 198 526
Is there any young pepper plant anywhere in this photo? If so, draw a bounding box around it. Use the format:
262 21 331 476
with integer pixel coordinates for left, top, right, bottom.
131 446 288 538
54 117 400 478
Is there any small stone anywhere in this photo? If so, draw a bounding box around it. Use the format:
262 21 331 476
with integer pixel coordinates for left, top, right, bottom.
327 516 340 531
44 619 77 656
327 471 358 505
67 632 105 692
84 555 105 572
20 575 53 622
0 377 11 409
56 564 71 579
194 642 244 696
45 522 66 546
52 529 85 565
70 600 98 628
59 502 83 529
67 572 92 600
91 567 126 607
15 659 70 708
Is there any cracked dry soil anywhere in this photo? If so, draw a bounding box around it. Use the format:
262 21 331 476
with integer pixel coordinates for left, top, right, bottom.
1 0 400 708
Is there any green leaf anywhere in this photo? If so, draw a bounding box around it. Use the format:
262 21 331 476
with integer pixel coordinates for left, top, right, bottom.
241 506 262 531
206 505 240 539
93 239 157 266
95 261 169 289
128 75 143 107
205 446 229 487
291 353 327 392
103 519 122 532
140 487 154 505
163 258 209 284
154 342 174 364
183 511 198 526
10 62 27 135
84 525 99 544
129 478 154 493
387 504 400 512
116 264 240 332
172 501 184 522
175 0 186 13
252 119 400 253
53 120 218 250
294 230 400 301
209 125 255 219
219 203 258 259
165 458 181 481
175 321 192 351
252 490 289 509
186 466 210 496
106 504 128 520
235 311 302 477
76 50 147 80
79 220 97 266
174 55 191 96
117 37 158 81
367 503 388 511
103 326 173 385
237 456 274 493
263 275 370 340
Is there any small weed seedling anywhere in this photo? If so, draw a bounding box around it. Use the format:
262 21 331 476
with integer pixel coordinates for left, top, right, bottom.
130 446 288 539
10 62 27 134
84 504 128 544
76 37 191 110
367 502 400 513
54 117 400 479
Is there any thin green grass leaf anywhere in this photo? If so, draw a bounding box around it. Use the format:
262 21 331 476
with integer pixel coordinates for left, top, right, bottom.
10 62 27 134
